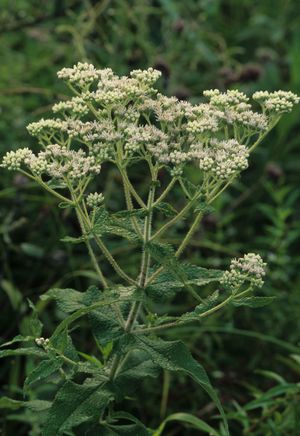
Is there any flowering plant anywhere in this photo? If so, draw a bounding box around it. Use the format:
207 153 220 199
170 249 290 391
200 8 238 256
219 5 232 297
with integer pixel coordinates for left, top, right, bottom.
1 63 298 435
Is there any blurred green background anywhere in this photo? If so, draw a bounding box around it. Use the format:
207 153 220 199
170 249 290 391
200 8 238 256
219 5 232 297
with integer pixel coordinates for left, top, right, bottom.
1 1 300 434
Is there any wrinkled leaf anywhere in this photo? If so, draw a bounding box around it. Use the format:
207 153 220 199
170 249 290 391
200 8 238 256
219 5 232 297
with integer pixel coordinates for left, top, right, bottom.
135 336 228 434
42 379 113 435
232 296 276 308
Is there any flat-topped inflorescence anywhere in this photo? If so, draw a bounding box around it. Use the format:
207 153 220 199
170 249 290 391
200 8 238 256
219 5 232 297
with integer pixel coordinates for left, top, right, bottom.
1 62 299 193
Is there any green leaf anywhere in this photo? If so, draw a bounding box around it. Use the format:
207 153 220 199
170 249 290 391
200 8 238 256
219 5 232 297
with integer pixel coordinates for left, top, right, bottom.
135 336 228 434
41 288 85 313
58 201 73 209
114 350 159 396
25 299 43 337
50 328 79 362
154 412 220 436
1 279 23 309
42 285 105 314
60 235 86 244
0 397 24 410
244 383 299 411
42 379 114 436
180 177 197 197
154 202 177 217
232 296 277 308
24 358 63 388
89 307 123 347
0 397 51 412
180 291 220 322
93 206 140 242
1 334 34 347
147 264 223 302
50 296 127 339
102 412 151 435
0 347 46 359
113 209 147 219
21 243 44 258
93 205 110 235
26 400 52 412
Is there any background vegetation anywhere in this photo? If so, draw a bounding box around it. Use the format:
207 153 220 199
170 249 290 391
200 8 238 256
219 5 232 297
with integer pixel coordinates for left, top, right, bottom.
1 0 300 434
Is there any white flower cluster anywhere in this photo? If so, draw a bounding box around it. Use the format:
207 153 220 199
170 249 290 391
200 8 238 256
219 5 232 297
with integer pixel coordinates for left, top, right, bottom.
253 90 300 113
86 192 105 208
221 253 267 290
1 148 33 170
52 96 89 116
35 337 49 347
192 139 249 180
27 118 66 137
201 89 269 132
1 144 101 182
57 62 102 87
1 63 299 188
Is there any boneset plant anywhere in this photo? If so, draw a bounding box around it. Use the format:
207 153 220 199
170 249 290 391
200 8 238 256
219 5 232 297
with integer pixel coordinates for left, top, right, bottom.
1 63 298 435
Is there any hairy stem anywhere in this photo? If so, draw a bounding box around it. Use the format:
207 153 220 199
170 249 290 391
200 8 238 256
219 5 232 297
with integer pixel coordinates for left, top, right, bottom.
133 287 253 334
153 177 177 206
120 166 143 238
109 166 157 380
151 193 199 241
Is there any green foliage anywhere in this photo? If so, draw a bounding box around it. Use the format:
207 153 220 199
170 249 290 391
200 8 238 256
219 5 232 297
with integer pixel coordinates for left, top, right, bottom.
43 379 113 435
154 412 220 436
135 336 228 433
1 1 300 435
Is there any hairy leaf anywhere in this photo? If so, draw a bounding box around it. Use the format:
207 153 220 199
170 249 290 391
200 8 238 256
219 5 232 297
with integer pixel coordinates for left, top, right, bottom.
232 296 277 308
24 358 63 388
147 264 223 302
154 202 177 217
50 328 79 362
1 334 34 348
0 398 51 412
89 307 123 346
50 295 129 339
0 347 46 359
114 350 159 397
135 336 228 434
42 379 113 435
94 206 140 242
180 291 220 322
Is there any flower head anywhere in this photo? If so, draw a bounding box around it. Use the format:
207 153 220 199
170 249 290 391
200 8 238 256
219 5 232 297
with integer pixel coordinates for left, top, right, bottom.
221 253 267 291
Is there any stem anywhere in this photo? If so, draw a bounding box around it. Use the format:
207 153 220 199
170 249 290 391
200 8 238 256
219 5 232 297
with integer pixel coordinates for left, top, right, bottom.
176 211 203 258
146 210 203 286
72 196 108 289
75 199 138 287
134 287 253 335
178 177 192 200
19 170 72 204
80 224 108 288
119 166 146 208
109 166 157 380
93 232 137 286
120 167 143 239
153 177 177 206
151 194 199 241
160 370 170 419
